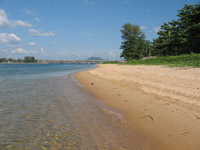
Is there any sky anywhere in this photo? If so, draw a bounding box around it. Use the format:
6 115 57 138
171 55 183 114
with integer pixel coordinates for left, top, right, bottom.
0 0 198 60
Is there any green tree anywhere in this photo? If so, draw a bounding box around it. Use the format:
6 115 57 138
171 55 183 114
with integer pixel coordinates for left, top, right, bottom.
153 23 172 56
154 20 186 56
0 58 7 62
8 58 13 62
142 40 153 57
178 4 200 53
168 20 186 55
120 23 146 60
24 56 36 63
153 4 200 56
17 58 23 63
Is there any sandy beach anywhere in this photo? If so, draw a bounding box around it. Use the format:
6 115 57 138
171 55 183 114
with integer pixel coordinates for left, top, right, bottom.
76 64 200 150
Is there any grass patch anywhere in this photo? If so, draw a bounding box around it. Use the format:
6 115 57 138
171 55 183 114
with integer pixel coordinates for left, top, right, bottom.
103 53 200 68
103 61 122 64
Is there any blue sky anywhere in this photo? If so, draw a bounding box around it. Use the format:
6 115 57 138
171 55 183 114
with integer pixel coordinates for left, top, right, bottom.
0 0 198 60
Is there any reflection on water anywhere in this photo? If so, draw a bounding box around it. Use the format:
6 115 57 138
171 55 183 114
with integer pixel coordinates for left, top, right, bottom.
0 64 146 150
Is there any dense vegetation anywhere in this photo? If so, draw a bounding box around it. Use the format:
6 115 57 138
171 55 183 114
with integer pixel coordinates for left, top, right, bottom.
120 4 200 62
0 56 37 63
120 23 152 60
104 53 200 68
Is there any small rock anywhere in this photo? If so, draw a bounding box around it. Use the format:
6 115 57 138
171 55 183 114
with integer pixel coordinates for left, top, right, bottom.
195 115 200 119
180 131 189 136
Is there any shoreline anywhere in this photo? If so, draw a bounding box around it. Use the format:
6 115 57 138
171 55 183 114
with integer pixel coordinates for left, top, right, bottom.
71 73 151 150
76 64 200 150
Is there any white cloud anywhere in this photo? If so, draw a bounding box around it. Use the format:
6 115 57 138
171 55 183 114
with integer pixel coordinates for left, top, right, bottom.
29 42 36 46
11 20 32 27
34 17 40 21
0 9 9 26
52 41 56 44
29 29 55 37
0 9 32 27
11 48 37 54
140 26 146 30
40 48 47 55
0 33 21 46
153 26 161 33
108 51 117 58
84 0 95 6
11 48 28 54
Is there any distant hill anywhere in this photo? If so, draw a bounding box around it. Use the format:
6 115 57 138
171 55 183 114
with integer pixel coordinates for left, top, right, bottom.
86 56 104 60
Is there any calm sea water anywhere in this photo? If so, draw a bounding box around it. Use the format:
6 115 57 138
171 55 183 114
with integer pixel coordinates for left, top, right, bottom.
0 64 146 150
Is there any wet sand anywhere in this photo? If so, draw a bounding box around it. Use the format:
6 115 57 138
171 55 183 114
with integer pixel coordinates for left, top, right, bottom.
76 64 200 150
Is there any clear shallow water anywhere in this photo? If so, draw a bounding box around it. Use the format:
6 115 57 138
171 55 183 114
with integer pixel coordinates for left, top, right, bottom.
0 64 144 150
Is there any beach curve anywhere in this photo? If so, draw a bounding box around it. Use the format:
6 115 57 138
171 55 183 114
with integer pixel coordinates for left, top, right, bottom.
76 64 200 150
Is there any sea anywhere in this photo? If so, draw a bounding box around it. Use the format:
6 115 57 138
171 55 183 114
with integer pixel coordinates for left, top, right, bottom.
0 64 145 150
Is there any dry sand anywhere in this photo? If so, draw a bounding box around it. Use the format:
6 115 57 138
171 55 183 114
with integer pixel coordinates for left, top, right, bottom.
76 64 200 150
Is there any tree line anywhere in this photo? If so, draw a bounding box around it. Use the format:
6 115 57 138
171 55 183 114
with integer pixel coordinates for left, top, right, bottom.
0 56 37 63
120 4 200 60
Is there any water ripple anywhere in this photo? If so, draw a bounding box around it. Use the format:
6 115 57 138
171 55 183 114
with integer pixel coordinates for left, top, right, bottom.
0 64 144 150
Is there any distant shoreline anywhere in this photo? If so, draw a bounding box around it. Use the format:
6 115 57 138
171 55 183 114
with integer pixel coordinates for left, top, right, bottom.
0 60 105 64
76 64 200 150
